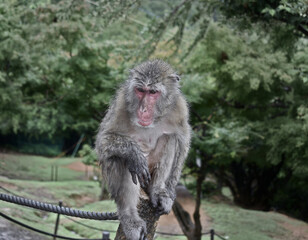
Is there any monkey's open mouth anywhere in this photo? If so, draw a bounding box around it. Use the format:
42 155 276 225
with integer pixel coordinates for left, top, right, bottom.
138 119 152 126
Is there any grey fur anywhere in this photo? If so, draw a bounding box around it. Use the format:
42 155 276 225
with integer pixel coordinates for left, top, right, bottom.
95 59 191 240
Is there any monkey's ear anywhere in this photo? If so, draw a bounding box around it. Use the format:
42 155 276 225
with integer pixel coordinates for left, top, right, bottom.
168 74 180 82
128 69 135 76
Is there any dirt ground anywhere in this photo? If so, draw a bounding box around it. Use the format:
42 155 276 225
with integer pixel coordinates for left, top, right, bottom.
157 184 211 234
0 217 48 240
66 160 96 180
65 161 308 239
66 160 94 172
66 161 212 234
278 213 308 240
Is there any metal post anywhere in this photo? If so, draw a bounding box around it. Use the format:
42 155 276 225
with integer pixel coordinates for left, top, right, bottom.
102 231 110 240
51 165 54 181
53 201 62 240
55 165 58 182
210 229 215 240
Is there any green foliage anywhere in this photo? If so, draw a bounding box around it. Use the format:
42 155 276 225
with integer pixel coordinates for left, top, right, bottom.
0 0 136 138
186 180 219 197
1 0 308 222
222 0 308 38
183 21 308 212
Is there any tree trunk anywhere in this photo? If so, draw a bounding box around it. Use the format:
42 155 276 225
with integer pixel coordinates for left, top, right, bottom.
218 157 288 210
115 195 160 240
172 199 195 240
172 174 206 240
193 174 206 240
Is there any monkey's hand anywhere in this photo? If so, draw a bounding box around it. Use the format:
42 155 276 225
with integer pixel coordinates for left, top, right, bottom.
150 188 174 216
127 154 151 191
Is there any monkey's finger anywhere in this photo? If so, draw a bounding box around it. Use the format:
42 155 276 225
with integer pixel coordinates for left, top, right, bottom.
140 227 147 240
156 205 167 216
142 170 150 186
131 172 138 185
141 166 151 185
137 174 146 189
157 209 167 216
145 168 151 183
151 198 158 208
155 208 165 217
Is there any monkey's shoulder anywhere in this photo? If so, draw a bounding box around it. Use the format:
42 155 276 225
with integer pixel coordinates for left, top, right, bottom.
166 95 190 128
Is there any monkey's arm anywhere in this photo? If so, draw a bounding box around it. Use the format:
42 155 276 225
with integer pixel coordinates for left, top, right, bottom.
96 133 151 190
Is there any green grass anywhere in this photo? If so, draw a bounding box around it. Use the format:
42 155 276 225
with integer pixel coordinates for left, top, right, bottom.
1 153 307 240
0 175 118 239
0 153 84 181
203 201 291 240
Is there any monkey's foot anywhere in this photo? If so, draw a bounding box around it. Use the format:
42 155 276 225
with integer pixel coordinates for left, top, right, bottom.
150 191 173 216
121 215 148 240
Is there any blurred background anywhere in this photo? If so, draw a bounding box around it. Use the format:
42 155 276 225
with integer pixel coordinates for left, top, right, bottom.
0 0 307 239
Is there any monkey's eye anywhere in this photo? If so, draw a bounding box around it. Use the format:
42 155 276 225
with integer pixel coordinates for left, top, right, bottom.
136 88 145 93
149 90 158 94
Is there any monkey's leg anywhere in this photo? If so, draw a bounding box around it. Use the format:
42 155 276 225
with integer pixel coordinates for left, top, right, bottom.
148 135 177 216
149 134 190 216
106 160 147 240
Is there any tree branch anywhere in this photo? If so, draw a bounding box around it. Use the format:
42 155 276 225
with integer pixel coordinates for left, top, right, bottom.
115 195 160 240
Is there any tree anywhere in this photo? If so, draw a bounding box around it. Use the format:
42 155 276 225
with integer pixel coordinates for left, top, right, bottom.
0 0 139 139
183 22 307 215
222 0 308 38
79 144 109 200
139 0 308 232
1 1 308 238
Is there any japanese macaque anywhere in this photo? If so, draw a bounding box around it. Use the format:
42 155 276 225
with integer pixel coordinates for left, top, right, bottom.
95 59 191 240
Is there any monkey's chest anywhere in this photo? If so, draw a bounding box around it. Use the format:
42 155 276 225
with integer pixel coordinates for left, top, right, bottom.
134 136 157 157
131 129 168 173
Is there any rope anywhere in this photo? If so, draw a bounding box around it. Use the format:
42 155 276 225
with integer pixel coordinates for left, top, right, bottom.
0 193 118 220
0 186 22 197
214 232 228 240
0 212 101 240
0 192 227 238
155 230 211 236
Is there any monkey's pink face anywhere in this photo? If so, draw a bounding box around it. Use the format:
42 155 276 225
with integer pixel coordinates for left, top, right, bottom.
135 87 161 127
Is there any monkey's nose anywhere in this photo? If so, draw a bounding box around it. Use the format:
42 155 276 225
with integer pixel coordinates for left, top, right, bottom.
141 106 147 112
